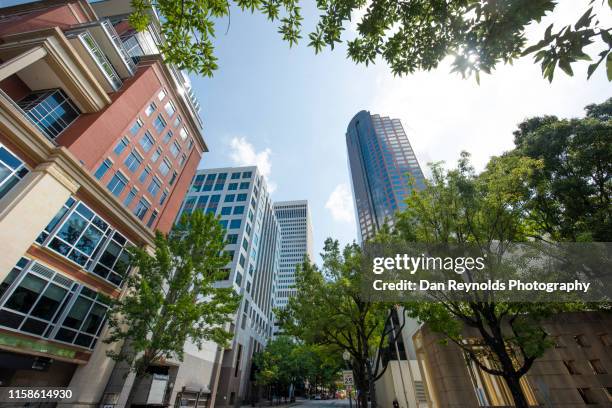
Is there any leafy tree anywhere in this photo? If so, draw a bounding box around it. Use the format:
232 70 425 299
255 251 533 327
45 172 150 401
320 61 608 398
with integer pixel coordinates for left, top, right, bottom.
130 0 611 81
105 210 241 406
511 97 612 242
278 240 407 408
392 152 586 408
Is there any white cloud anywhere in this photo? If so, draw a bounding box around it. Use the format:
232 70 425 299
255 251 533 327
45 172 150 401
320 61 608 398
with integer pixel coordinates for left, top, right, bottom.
325 183 355 223
228 137 277 192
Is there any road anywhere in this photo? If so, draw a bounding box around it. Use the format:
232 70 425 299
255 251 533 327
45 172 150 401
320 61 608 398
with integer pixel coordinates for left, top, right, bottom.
293 399 352 408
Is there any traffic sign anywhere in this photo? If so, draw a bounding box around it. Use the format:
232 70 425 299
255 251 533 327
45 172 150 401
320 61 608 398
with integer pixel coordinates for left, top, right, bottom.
342 370 354 386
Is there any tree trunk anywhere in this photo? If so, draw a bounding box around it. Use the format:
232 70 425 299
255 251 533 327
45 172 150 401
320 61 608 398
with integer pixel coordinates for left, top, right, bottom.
504 374 530 408
366 359 377 408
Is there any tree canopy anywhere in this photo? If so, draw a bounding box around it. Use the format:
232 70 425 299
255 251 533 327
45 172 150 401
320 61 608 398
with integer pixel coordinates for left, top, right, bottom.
131 0 612 81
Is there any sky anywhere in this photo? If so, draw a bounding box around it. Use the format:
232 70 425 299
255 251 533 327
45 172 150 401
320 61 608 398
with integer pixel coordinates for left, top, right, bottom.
189 1 610 263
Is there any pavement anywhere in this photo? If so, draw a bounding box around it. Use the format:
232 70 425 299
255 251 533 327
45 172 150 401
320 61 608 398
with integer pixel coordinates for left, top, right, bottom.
242 398 352 408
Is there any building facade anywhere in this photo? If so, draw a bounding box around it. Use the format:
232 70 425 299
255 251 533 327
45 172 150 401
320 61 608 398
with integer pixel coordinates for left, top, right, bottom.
414 311 612 407
178 166 280 407
0 0 206 406
273 200 313 312
346 110 425 242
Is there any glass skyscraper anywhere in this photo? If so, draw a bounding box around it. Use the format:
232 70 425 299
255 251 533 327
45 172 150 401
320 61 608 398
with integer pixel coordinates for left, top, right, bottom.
346 110 426 241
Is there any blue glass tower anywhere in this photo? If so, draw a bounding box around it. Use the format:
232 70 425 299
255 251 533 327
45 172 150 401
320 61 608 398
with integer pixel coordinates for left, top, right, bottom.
346 110 426 241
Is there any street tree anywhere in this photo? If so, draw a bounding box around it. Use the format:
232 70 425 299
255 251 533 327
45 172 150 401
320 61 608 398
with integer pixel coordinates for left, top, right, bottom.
105 210 241 405
392 152 587 408
278 240 407 408
130 0 612 81
510 97 612 242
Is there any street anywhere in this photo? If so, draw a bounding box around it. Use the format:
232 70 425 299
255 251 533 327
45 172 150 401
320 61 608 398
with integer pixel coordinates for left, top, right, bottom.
293 399 352 408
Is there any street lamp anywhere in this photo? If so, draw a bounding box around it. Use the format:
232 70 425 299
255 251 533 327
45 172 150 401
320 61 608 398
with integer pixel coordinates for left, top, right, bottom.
342 351 353 408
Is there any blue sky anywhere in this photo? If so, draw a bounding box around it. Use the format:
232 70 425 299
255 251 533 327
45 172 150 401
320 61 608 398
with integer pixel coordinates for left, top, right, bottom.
189 1 611 262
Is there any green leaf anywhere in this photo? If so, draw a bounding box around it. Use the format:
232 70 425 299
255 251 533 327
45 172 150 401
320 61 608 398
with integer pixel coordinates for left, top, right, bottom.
607 53 612 81
574 7 593 29
601 30 612 47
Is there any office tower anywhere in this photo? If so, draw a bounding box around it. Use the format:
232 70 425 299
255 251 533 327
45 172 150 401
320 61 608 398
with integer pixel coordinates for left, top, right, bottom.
178 166 280 406
0 0 206 406
346 111 428 407
346 110 426 242
273 200 313 312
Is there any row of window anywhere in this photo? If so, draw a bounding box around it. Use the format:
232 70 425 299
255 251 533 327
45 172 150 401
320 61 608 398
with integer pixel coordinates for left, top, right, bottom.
0 258 109 350
0 143 29 201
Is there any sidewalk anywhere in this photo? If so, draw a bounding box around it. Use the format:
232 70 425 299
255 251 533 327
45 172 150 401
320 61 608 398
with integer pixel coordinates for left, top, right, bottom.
240 398 303 408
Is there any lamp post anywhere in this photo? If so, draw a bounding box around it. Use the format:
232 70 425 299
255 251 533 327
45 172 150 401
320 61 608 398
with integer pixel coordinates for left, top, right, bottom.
343 351 353 408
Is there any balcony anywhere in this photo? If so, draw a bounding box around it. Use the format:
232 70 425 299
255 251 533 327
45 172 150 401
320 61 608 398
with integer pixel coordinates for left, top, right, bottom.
17 89 80 141
66 30 122 92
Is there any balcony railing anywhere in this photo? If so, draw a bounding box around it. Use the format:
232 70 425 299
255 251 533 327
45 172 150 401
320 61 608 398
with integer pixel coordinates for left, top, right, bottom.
76 31 123 91
100 19 136 74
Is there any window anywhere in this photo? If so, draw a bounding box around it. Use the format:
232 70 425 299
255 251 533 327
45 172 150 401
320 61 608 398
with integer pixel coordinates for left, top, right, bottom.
147 210 158 228
170 141 181 157
159 190 169 205
221 207 232 215
129 119 143 135
164 101 176 117
107 172 128 197
157 89 166 101
231 172 240 180
134 198 150 220
113 137 129 155
173 115 182 128
219 220 228 228
224 194 235 203
124 150 143 173
233 206 245 215
226 234 238 244
148 177 162 197
90 230 131 286
187 138 194 151
94 159 111 180
242 171 252 178
124 187 137 207
234 344 243 376
239 182 249 190
179 153 187 167
151 148 161 163
144 102 156 116
563 360 581 375
179 127 188 140
228 183 238 191
230 219 241 229
153 115 166 133
588 359 607 374
242 238 248 251
163 130 173 144
239 254 246 268
577 388 596 405
18 89 80 140
159 159 171 176
169 171 177 186
139 131 155 152
191 174 205 192
138 167 150 183
237 193 247 202
575 334 590 347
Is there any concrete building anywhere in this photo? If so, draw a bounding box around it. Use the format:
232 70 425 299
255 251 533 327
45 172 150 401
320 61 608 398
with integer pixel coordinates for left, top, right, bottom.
346 110 426 242
414 311 612 407
178 166 281 406
0 0 207 406
273 200 313 312
345 111 428 407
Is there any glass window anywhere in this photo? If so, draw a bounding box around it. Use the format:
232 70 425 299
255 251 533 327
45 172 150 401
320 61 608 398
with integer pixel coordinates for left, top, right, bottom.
151 148 161 163
18 89 80 140
224 194 235 203
219 219 228 228
191 174 205 192
144 102 156 116
187 138 194 151
133 198 150 220
173 115 182 128
153 115 166 133
0 144 29 200
239 182 249 190
159 159 171 176
237 193 247 202
157 89 166 101
139 131 155 152
113 137 129 155
231 172 240 180
94 159 111 180
242 171 252 178
124 187 137 207
164 101 176 117
147 177 162 197
221 206 232 215
230 219 241 229
138 167 150 183
170 141 181 157
90 231 131 286
228 183 238 191
169 171 177 186
147 210 158 228
123 150 142 173
179 153 187 167
107 171 128 197
179 127 188 140
129 119 143 135
226 234 238 244
159 189 169 205
233 206 245 215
